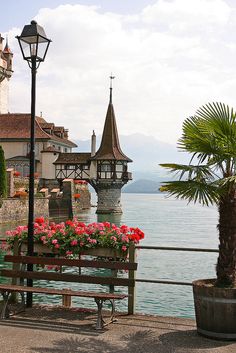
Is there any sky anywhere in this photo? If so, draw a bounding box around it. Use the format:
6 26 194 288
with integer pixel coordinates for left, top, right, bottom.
1 0 236 145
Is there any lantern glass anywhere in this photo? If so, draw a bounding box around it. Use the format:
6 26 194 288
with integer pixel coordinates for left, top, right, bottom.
16 21 51 64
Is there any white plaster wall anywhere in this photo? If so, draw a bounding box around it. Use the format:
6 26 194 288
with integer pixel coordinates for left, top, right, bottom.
0 78 9 114
89 160 97 179
41 152 59 179
0 141 25 158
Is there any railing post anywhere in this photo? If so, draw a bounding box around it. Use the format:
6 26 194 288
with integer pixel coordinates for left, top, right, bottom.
128 242 136 315
110 269 117 293
62 293 72 307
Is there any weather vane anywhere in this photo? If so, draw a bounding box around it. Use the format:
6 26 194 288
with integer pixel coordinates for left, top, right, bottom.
110 73 115 88
109 73 115 103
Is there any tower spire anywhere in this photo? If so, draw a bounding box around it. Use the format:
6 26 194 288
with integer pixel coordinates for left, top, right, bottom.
91 76 132 162
109 73 115 104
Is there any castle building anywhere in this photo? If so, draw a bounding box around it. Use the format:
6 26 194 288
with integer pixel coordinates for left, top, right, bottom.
0 114 77 178
0 34 13 114
54 80 132 214
90 83 132 214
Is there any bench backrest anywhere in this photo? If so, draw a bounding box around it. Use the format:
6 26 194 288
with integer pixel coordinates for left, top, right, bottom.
2 254 137 287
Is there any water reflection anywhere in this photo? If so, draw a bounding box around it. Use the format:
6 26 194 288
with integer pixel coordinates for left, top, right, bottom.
0 206 123 238
97 213 122 226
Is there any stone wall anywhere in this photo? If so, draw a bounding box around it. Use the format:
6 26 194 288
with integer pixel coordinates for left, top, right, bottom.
39 178 61 192
73 182 91 211
14 177 39 194
0 197 49 223
49 179 91 219
96 181 123 214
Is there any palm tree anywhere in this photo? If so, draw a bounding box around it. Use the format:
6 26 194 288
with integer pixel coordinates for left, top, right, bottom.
160 102 236 287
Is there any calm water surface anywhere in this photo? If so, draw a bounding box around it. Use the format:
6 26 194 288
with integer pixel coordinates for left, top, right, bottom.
0 193 218 318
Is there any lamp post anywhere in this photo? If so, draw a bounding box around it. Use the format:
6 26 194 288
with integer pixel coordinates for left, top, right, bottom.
16 20 51 307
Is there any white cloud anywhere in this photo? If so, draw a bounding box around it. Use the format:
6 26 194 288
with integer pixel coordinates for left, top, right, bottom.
5 0 236 145
142 0 230 29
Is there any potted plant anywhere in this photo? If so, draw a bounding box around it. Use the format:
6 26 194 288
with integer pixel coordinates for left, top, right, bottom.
160 102 236 340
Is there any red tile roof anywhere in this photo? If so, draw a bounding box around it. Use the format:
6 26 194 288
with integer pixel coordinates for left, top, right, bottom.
54 153 91 164
0 113 77 147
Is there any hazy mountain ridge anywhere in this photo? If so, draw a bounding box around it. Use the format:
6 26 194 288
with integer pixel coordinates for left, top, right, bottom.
74 133 190 181
122 179 162 194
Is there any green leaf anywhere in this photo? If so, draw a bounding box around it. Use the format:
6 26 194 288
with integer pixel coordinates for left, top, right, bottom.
161 180 220 206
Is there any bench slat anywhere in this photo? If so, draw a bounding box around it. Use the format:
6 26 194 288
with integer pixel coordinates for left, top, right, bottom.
0 284 127 300
1 269 135 287
4 255 137 271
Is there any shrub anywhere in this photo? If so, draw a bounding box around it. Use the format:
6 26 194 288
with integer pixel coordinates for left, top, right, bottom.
0 146 7 198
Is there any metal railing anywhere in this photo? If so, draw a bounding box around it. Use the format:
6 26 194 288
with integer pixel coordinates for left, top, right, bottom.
135 245 218 286
0 238 218 287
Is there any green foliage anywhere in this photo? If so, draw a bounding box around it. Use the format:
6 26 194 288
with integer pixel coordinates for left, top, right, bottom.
35 192 44 198
0 146 7 199
160 102 236 206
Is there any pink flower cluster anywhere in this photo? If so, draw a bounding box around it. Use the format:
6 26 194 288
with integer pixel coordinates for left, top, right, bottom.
4 217 145 257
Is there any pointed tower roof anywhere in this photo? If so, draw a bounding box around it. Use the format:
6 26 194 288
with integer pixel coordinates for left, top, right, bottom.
3 38 13 54
91 77 132 162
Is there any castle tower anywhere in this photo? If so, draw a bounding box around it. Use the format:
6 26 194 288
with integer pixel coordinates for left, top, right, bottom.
0 34 13 113
91 76 132 214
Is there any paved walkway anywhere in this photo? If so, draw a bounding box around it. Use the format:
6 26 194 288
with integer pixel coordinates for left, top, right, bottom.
0 305 236 353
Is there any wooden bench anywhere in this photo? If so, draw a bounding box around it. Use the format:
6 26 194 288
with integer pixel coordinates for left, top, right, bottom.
0 250 137 330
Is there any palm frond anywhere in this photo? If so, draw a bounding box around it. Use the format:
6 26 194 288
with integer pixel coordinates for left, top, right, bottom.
217 175 236 187
159 163 216 181
177 102 236 172
161 180 220 206
160 102 236 207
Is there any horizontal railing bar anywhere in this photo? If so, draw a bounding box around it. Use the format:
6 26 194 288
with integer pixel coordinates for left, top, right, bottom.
136 245 218 253
0 239 218 253
136 278 193 286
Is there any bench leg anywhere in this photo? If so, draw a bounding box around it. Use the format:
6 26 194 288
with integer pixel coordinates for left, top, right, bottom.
109 299 117 324
94 298 118 330
18 292 26 314
0 291 26 319
94 298 105 330
0 291 10 319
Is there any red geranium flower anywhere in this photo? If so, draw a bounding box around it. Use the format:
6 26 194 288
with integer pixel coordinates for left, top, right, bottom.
35 217 45 224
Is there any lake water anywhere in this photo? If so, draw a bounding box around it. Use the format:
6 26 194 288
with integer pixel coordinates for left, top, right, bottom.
0 193 218 318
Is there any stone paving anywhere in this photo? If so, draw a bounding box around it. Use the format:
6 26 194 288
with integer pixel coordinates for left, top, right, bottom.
0 305 236 353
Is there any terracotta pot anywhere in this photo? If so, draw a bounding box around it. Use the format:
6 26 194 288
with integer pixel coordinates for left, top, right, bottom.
193 279 236 340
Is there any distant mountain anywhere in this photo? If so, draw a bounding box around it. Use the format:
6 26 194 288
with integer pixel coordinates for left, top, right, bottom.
74 133 190 181
122 179 162 194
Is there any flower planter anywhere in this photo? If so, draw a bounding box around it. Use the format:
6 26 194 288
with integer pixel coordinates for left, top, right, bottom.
193 279 236 340
19 242 126 259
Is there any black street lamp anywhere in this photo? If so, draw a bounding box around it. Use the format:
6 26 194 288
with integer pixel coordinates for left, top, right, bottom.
16 20 51 307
